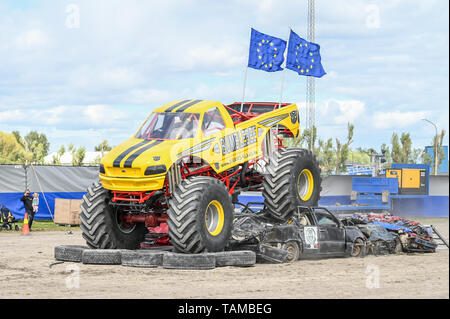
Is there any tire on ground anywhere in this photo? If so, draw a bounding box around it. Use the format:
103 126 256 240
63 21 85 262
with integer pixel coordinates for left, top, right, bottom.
211 251 256 267
162 252 216 270
54 245 89 262
282 241 301 262
82 249 122 265
121 250 165 268
167 177 233 254
351 238 365 257
263 148 322 221
79 181 147 250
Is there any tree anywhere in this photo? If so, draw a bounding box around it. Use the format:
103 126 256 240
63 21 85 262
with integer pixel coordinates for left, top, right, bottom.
390 132 428 164
0 131 24 164
95 140 112 157
391 132 414 163
410 148 425 164
435 130 446 173
425 129 447 174
380 143 392 167
51 145 66 165
72 147 86 166
334 123 354 174
400 133 412 163
348 151 370 165
0 130 35 164
68 143 75 154
24 131 50 164
90 155 102 165
317 138 334 174
12 131 24 147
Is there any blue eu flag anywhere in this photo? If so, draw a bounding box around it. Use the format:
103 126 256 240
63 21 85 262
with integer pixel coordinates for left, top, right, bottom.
286 30 326 78
248 28 287 72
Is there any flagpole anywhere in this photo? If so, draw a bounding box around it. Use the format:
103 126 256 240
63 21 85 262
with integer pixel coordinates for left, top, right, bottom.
240 66 248 113
278 71 285 108
241 28 252 113
278 27 291 108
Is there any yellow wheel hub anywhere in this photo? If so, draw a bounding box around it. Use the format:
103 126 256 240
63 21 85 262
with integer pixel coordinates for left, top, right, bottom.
205 200 224 236
297 169 314 201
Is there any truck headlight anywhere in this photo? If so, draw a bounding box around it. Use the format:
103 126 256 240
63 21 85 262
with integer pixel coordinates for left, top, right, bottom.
100 164 105 174
144 165 167 176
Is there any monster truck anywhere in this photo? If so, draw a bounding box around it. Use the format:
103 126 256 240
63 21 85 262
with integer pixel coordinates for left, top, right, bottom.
80 100 322 253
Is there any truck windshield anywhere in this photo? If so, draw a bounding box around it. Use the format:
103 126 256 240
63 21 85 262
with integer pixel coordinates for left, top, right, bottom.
136 112 200 140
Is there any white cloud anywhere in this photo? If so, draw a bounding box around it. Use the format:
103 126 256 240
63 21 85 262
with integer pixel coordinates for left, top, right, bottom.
15 29 48 50
315 99 366 124
82 105 127 126
372 111 427 129
334 100 365 124
0 105 129 128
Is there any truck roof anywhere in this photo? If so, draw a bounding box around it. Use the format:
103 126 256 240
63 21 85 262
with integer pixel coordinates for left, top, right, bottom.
153 100 222 113
153 100 294 115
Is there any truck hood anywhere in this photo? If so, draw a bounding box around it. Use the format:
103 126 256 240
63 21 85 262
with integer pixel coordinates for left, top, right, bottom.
101 137 200 174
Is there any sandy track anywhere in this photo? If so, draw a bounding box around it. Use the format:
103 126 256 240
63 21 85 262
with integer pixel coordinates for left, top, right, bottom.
0 218 448 299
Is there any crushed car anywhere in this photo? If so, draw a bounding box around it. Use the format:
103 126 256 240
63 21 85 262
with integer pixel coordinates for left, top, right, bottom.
340 213 437 253
228 203 367 263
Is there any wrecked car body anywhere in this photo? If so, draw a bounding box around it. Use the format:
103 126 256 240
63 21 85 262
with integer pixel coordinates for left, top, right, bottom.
229 203 367 263
340 214 437 253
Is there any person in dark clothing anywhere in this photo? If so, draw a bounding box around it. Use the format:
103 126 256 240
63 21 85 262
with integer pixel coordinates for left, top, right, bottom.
20 189 34 230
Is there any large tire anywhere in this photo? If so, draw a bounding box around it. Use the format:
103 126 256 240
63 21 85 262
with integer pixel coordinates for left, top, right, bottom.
162 252 216 270
82 249 122 265
167 177 233 253
54 245 89 262
211 251 256 267
263 148 321 221
121 250 165 268
79 181 147 250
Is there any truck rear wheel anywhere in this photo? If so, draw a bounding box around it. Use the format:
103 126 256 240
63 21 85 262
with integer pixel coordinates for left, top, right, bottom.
263 148 321 221
167 177 233 253
80 181 147 249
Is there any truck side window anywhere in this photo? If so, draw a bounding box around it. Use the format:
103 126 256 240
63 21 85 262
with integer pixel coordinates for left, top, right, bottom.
202 107 226 137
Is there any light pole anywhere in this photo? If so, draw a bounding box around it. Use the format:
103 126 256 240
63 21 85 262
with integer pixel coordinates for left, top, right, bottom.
422 118 438 175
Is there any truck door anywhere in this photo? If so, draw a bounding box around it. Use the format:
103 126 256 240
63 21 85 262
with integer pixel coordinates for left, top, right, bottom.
200 107 227 166
315 210 346 255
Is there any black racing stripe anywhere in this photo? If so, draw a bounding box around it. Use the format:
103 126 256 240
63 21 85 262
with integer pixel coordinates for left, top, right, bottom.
123 140 164 168
164 100 191 112
113 141 151 167
173 99 203 112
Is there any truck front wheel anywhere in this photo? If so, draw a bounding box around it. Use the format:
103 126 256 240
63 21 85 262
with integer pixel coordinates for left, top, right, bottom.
79 181 147 249
167 177 233 253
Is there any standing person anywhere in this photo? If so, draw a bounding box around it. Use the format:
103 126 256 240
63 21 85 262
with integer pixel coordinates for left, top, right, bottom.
20 189 34 230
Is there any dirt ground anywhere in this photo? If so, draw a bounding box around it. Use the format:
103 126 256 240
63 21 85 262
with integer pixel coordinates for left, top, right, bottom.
0 217 448 299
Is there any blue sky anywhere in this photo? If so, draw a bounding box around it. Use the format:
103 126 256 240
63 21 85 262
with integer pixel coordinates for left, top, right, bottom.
0 0 448 153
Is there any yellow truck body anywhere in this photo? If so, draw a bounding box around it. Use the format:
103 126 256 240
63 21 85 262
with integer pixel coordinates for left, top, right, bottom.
100 100 299 191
